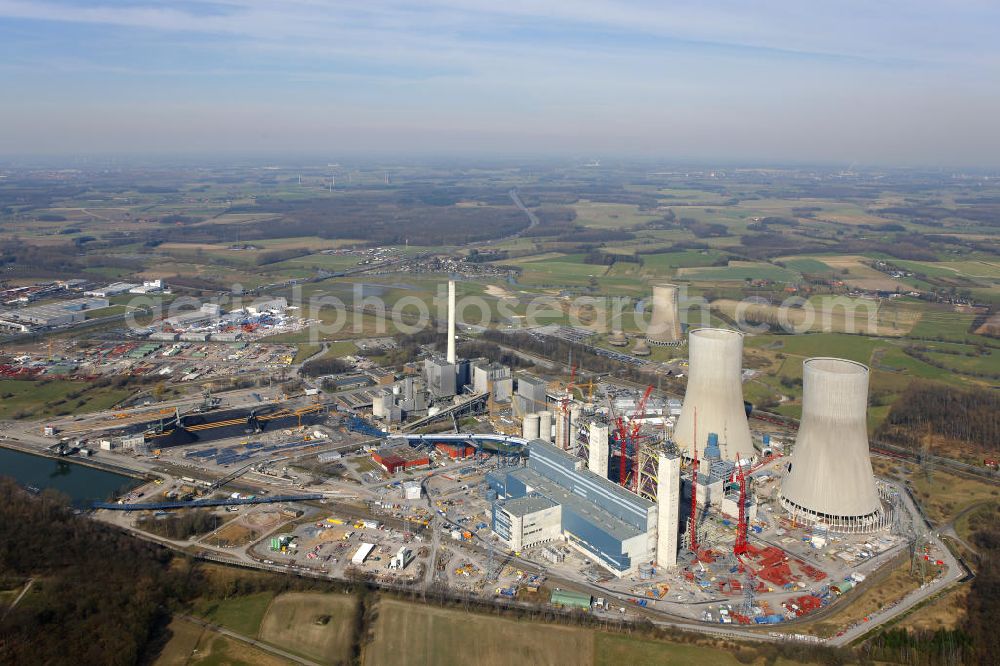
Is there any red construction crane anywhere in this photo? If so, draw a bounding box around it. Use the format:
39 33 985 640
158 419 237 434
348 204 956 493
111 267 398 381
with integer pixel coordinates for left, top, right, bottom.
690 408 699 554
733 460 749 557
612 385 653 487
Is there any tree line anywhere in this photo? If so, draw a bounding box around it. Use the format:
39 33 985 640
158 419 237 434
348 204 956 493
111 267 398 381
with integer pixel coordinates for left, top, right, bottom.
875 382 1000 455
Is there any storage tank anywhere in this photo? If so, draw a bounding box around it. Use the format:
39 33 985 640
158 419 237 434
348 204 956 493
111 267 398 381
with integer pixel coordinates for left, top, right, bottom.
521 413 541 440
780 358 883 532
673 328 754 463
646 283 682 346
537 411 553 443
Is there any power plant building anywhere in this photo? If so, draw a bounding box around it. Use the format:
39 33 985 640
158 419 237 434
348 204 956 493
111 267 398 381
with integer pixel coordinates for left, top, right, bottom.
780 358 886 532
492 495 562 552
488 440 657 576
424 356 457 398
516 374 548 415
674 328 755 464
473 361 513 401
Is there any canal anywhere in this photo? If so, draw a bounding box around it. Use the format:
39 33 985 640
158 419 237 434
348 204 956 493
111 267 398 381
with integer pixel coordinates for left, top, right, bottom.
0 447 139 507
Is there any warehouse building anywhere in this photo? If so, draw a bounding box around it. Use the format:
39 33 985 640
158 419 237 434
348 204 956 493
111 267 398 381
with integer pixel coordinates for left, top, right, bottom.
371 444 430 474
0 297 109 330
488 439 657 577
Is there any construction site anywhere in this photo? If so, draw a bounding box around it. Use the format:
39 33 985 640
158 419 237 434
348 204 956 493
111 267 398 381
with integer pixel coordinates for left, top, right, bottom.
2 278 958 639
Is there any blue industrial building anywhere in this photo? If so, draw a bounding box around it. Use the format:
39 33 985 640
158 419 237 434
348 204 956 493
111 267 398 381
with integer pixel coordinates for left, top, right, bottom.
488 439 656 576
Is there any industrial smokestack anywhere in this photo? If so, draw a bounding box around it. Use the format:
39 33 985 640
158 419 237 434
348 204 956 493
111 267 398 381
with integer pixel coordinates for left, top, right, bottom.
446 280 456 365
674 328 754 463
646 283 682 346
655 452 680 568
588 422 609 477
780 358 882 532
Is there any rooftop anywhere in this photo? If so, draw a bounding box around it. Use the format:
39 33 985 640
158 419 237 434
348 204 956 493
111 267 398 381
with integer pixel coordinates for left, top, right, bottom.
500 494 558 517
507 466 645 543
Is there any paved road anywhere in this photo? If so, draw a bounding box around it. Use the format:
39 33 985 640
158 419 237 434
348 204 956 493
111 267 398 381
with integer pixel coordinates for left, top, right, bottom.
826 480 965 647
508 188 540 237
0 578 34 621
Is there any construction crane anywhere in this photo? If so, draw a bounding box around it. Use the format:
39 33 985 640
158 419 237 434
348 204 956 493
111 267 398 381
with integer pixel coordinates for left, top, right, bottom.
690 408 699 554
557 364 577 450
733 460 749 557
612 384 653 488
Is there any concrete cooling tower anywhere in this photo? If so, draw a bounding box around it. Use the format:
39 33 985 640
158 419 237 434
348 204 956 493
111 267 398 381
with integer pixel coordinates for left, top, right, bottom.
780 358 885 533
646 283 682 346
673 328 754 463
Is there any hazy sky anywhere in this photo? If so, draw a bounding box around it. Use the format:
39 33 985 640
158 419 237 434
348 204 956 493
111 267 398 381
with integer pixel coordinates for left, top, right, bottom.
1 1 999 166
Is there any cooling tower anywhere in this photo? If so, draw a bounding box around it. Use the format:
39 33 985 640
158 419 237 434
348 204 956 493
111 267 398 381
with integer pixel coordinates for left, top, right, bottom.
522 413 540 440
780 358 882 532
632 338 650 356
646 283 682 346
608 329 628 347
674 328 754 463
588 422 609 478
537 411 553 443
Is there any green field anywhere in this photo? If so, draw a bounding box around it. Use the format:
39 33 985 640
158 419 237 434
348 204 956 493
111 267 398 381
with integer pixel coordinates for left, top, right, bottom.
640 250 728 274
746 333 884 365
0 379 131 420
779 258 836 274
192 591 275 637
680 262 801 283
571 201 660 229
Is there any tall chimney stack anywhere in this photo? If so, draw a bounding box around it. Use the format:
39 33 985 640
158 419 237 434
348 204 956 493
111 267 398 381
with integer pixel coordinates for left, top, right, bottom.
447 280 456 364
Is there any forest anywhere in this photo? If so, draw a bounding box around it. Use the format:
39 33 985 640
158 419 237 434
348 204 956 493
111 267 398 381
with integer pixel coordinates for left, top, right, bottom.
0 478 182 665
875 383 1000 455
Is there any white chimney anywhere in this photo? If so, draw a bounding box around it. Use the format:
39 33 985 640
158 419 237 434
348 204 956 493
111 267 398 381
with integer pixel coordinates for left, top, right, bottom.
446 280 456 365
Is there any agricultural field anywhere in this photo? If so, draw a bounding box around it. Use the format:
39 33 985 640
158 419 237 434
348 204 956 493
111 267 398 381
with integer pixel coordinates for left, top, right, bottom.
571 201 661 229
258 592 356 664
154 617 288 666
364 599 593 666
678 261 801 283
367 598 817 666
191 591 275 637
640 249 729 275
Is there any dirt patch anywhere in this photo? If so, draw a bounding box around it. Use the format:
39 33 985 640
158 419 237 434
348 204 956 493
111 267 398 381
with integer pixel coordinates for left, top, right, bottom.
484 284 515 299
974 312 1000 337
